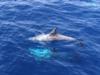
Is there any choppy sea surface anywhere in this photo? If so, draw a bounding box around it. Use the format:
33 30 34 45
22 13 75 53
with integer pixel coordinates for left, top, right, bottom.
0 0 100 75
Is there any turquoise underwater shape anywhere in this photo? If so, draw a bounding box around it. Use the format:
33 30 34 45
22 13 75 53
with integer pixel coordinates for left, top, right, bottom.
29 48 52 60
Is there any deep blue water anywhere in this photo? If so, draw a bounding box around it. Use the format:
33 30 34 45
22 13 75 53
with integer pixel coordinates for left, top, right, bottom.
0 0 100 75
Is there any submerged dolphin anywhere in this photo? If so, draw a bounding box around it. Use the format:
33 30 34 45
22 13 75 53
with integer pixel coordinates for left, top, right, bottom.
29 28 76 42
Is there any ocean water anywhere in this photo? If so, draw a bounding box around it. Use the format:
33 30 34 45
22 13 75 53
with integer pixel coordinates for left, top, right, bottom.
0 0 100 75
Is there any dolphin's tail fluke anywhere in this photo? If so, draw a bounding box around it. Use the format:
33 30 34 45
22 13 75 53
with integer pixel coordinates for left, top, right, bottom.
49 27 57 35
75 39 84 47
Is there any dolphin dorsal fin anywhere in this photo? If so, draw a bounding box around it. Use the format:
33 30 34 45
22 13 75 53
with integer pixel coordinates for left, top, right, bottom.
49 27 57 35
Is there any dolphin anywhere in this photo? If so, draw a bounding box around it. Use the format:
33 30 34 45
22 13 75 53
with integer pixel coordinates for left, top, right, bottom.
28 27 76 42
